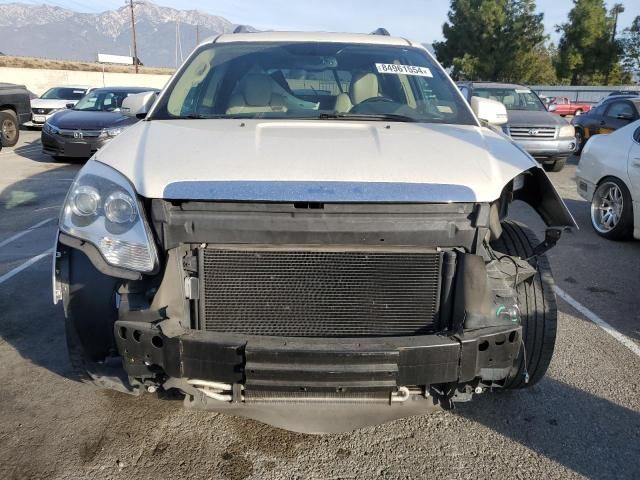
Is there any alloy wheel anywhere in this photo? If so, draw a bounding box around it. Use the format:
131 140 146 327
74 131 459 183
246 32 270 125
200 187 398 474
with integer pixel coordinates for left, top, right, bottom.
1 118 17 143
591 181 624 233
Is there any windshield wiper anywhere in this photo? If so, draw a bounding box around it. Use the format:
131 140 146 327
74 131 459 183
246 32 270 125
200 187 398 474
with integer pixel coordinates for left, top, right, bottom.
316 113 418 122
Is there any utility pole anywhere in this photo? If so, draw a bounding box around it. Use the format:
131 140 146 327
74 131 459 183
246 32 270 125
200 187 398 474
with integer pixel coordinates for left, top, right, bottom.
128 0 139 73
605 3 625 83
196 24 200 45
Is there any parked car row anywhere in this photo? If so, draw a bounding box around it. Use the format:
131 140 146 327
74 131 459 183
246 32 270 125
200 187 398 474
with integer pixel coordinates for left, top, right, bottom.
0 82 159 155
41 86 159 160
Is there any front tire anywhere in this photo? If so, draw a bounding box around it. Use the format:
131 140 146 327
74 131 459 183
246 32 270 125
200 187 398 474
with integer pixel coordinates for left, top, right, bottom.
0 110 19 147
590 177 634 240
490 221 558 389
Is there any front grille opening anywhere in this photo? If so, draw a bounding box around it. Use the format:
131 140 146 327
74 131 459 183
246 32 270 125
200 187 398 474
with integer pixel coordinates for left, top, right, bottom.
200 247 442 338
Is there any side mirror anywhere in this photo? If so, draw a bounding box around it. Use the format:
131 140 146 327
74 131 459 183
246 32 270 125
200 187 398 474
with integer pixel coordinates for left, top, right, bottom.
121 91 158 119
470 96 508 126
65 103 74 109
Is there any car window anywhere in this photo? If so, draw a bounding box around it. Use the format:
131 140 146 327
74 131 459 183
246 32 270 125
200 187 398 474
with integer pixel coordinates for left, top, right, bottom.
153 42 476 125
40 87 87 100
605 101 634 119
73 90 137 112
472 87 546 111
634 126 640 143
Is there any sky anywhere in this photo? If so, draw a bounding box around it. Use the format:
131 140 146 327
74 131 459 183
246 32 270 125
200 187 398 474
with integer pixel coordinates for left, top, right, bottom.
1 0 638 44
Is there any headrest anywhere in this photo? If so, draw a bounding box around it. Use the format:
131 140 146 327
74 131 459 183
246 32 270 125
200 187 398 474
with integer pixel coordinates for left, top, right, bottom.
243 73 272 106
350 72 379 105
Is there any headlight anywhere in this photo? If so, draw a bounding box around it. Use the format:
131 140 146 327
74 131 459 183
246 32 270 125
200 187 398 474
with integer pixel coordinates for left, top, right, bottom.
102 127 124 138
559 125 575 138
43 122 60 135
59 161 158 273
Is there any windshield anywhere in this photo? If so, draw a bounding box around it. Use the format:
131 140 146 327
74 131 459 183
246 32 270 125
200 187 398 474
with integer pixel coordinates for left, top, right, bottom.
40 87 87 100
473 87 546 112
151 42 476 125
73 90 136 112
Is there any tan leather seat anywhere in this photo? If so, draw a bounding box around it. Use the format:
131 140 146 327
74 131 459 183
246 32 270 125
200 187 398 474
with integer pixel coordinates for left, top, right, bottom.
349 72 379 105
334 93 352 113
502 95 515 107
226 73 287 115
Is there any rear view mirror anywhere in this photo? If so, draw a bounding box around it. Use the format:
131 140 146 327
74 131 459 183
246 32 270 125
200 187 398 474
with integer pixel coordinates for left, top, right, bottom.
121 91 158 119
470 96 508 126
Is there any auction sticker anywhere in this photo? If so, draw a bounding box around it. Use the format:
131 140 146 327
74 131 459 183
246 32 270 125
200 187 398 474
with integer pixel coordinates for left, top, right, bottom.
376 63 433 77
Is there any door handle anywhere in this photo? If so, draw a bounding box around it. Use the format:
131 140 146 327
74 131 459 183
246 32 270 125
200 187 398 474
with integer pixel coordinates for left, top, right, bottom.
599 120 606 126
632 157 640 167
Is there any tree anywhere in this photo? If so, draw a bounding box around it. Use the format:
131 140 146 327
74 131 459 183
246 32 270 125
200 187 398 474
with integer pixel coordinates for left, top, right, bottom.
555 0 619 85
433 0 556 83
620 16 640 78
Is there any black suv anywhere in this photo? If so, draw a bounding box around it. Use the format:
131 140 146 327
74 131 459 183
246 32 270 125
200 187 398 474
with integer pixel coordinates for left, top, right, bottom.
0 83 31 147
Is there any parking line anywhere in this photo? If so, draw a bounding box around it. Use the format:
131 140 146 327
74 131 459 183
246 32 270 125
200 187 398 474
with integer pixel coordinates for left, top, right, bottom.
555 286 640 357
0 217 55 249
0 249 52 286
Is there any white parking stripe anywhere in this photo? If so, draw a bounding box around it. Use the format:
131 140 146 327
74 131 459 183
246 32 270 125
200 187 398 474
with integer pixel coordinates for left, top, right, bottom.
555 286 640 357
0 249 52 286
0 217 55 249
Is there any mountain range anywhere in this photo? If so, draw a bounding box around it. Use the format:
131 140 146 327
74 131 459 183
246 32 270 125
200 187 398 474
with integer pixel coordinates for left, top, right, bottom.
0 1 251 68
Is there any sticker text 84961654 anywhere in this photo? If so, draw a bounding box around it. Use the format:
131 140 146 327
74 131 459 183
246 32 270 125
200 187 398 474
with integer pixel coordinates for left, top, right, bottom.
375 63 433 77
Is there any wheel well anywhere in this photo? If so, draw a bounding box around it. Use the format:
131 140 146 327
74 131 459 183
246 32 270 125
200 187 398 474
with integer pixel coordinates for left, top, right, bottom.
0 105 18 114
596 175 625 187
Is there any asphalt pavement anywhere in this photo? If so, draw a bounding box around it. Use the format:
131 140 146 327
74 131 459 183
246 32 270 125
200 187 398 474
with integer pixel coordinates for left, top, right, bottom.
0 130 638 480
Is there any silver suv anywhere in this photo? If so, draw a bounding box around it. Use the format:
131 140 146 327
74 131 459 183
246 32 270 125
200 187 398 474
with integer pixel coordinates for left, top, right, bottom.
459 82 575 172
53 30 575 433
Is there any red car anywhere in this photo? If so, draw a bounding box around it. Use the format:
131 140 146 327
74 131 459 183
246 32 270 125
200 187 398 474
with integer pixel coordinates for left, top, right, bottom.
548 97 591 117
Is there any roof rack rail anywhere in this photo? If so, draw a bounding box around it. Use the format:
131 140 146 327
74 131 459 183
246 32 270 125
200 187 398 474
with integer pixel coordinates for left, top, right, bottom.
233 25 252 34
370 28 391 36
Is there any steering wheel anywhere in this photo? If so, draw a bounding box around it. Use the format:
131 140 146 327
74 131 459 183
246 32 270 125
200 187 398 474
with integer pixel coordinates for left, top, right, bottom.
351 96 397 113
357 96 395 106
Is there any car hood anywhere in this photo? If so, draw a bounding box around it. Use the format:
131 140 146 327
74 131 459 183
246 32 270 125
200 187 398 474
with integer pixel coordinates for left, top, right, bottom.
507 109 568 126
48 110 135 130
31 98 74 109
95 119 539 203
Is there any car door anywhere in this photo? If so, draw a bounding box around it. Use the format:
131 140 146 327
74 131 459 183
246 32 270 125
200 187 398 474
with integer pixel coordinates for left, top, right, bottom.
577 104 605 139
599 101 638 134
628 124 640 200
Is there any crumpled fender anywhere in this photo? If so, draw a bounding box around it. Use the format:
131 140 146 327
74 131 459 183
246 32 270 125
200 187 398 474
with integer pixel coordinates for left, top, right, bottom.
513 167 577 229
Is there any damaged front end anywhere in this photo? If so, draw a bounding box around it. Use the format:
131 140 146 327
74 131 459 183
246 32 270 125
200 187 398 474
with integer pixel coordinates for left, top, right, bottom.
53 166 575 432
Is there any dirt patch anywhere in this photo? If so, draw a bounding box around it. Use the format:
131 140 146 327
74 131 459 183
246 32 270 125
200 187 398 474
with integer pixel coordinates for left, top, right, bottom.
218 442 254 480
229 416 320 460
0 55 173 75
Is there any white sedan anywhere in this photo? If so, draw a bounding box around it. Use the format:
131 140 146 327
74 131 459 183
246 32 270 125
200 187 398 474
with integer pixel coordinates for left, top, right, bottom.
576 119 640 240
